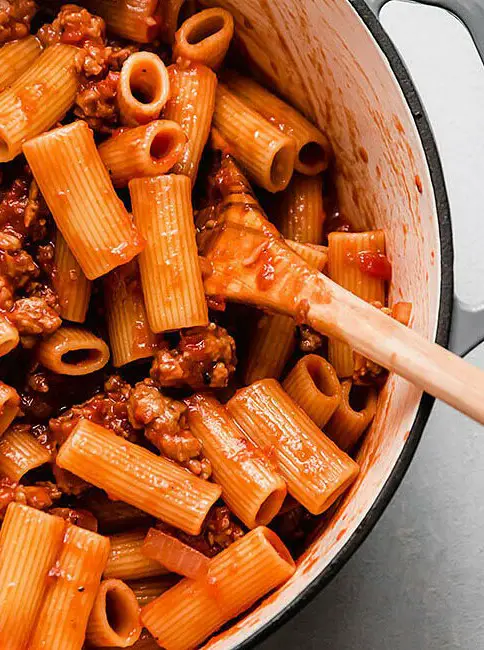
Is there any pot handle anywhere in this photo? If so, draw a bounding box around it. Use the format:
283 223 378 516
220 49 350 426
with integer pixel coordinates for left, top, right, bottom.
366 0 484 66
365 0 484 356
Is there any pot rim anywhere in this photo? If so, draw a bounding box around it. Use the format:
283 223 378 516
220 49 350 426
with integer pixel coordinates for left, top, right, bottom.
235 1 454 648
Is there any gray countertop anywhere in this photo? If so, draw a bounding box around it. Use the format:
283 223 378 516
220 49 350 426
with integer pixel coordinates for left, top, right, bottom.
262 2 484 648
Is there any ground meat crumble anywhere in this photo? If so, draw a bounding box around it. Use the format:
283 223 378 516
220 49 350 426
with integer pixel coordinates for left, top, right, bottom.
150 324 237 390
157 505 245 558
49 375 138 447
128 379 211 479
0 477 61 519
0 0 37 43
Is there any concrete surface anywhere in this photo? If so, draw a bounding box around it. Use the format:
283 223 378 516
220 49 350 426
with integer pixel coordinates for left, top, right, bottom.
261 3 484 649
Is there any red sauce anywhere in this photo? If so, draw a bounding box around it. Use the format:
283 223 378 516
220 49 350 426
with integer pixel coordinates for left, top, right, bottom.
415 174 423 194
357 251 392 281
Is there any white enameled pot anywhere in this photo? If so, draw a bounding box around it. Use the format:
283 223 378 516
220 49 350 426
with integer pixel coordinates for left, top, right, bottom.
198 0 484 647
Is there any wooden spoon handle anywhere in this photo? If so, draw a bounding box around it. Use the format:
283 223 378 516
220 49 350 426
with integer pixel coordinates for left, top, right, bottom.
303 272 484 424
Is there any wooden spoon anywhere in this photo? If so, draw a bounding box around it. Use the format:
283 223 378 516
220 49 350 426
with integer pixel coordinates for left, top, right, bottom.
199 154 484 425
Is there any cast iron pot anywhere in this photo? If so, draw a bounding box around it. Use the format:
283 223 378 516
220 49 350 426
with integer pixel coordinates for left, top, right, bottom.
198 0 484 647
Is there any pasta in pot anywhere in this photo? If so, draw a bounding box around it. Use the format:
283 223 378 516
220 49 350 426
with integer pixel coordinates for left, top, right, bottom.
0 3 404 648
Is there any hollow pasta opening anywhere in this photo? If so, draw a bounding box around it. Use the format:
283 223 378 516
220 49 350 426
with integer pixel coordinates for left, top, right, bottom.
348 384 371 412
298 141 326 169
186 14 226 44
261 528 295 568
150 130 177 161
306 356 339 397
61 348 103 367
270 146 294 190
130 65 163 106
255 487 286 527
105 586 135 638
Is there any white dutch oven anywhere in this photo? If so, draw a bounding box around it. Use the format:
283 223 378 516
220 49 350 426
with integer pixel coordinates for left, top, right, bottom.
198 0 484 647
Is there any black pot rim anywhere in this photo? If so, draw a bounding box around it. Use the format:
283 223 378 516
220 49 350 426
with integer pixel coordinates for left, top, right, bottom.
235 1 454 648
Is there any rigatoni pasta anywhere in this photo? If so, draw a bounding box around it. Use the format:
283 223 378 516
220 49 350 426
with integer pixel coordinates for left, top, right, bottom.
0 35 42 92
28 524 110 650
283 355 342 428
54 231 92 323
275 174 325 244
104 261 157 368
23 120 145 279
83 0 160 42
0 381 20 435
173 8 234 69
213 83 296 192
0 3 414 646
186 394 286 528
141 527 295 650
225 73 331 175
0 426 51 480
244 240 328 384
163 63 217 183
325 380 378 451
129 576 179 607
0 504 66 650
130 174 208 333
37 327 110 376
328 230 388 377
118 53 170 127
104 530 169 581
86 579 142 648
0 44 79 162
227 379 359 514
56 419 222 535
99 120 187 187
244 312 296 385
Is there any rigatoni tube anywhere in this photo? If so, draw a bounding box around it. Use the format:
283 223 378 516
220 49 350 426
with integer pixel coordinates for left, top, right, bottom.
186 394 286 528
0 381 20 435
173 8 234 69
328 231 387 377
213 83 296 192
129 576 179 607
0 504 66 650
56 419 222 535
225 73 331 175
0 36 42 92
83 0 160 42
99 120 187 187
86 579 142 648
28 524 110 650
104 261 156 368
275 174 325 244
326 380 378 451
130 174 208 333
283 355 342 429
244 241 328 385
227 379 359 515
244 312 296 385
0 426 51 481
104 530 168 581
23 120 144 279
163 63 217 183
37 327 110 376
0 44 79 162
54 231 92 323
118 53 170 126
141 527 295 650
